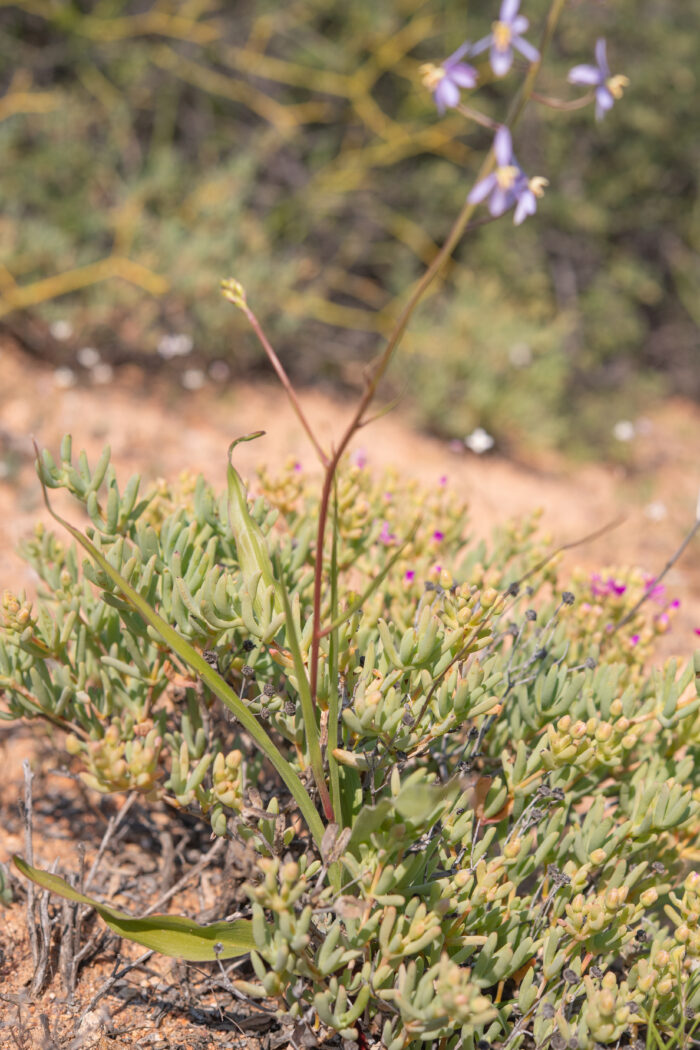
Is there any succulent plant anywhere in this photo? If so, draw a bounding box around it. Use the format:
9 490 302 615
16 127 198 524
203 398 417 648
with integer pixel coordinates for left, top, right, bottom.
4 441 700 1048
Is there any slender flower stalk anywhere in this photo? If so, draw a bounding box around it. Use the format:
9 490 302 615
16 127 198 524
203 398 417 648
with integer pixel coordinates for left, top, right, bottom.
306 0 568 712
225 0 570 812
221 279 329 467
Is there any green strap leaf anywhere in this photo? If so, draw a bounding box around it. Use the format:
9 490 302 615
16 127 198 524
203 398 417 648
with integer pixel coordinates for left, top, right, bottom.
227 434 282 618
13 856 254 961
33 445 325 851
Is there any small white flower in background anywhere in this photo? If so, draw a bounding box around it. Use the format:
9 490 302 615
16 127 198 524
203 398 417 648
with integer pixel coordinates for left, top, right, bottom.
50 320 73 341
644 501 667 522
509 342 532 368
351 448 368 469
181 368 206 390
91 363 114 385
157 333 193 359
612 420 635 442
53 366 76 388
77 346 101 368
208 360 231 382
465 427 495 454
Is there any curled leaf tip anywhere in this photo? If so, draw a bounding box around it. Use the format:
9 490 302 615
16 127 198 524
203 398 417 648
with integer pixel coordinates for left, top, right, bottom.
228 432 266 460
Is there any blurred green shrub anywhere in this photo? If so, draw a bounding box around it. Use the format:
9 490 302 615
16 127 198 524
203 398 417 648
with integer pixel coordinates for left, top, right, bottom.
0 0 697 453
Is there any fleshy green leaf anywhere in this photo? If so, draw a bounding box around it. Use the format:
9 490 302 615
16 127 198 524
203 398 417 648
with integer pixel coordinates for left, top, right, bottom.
13 856 255 961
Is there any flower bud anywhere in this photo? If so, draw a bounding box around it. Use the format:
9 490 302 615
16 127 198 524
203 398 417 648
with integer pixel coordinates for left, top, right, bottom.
282 861 300 884
65 734 82 756
480 587 499 609
599 990 616 1015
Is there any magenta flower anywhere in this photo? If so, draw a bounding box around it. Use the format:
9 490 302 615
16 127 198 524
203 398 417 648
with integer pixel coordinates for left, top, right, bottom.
643 574 666 604
468 126 547 225
568 39 629 121
433 530 445 543
471 0 539 77
379 521 396 545
420 42 478 115
405 570 416 584
590 573 626 598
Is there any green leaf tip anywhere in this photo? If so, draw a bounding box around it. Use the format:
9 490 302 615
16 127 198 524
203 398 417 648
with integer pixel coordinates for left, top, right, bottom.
13 856 255 961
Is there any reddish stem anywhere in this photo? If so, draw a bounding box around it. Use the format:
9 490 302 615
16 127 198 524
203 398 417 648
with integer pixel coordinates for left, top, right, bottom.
243 305 329 467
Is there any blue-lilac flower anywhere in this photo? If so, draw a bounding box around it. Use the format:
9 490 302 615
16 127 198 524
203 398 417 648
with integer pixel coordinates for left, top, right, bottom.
467 126 547 225
420 43 478 115
568 38 629 121
471 0 539 77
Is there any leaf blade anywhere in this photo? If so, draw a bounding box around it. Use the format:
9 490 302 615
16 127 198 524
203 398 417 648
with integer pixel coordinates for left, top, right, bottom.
13 856 255 961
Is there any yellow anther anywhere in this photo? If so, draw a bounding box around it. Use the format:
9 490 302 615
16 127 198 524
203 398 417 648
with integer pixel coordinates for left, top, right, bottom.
495 164 519 190
420 63 446 91
528 176 549 197
492 21 512 50
607 74 629 100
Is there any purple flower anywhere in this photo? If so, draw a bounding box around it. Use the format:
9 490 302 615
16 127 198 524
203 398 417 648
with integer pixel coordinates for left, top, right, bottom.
468 126 548 224
405 570 416 584
568 38 629 121
471 0 539 77
420 42 478 115
433 530 445 543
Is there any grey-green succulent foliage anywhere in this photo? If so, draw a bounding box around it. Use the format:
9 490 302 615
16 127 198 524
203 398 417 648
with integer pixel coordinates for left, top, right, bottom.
3 439 700 1048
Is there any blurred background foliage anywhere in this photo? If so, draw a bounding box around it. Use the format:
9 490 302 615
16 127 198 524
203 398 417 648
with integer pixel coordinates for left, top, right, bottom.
0 0 697 457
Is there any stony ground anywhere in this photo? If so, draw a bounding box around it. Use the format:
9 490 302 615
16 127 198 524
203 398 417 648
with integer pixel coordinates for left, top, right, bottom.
1 334 699 1047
